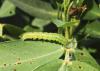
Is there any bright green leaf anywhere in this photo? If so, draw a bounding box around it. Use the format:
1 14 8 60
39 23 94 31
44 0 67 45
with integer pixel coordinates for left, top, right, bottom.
32 18 50 31
0 41 64 71
52 19 65 27
34 59 63 71
68 61 99 71
0 0 16 17
53 18 80 28
74 48 100 70
32 59 99 71
58 62 68 71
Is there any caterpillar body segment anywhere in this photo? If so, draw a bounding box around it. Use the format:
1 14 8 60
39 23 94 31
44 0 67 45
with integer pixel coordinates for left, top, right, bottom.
20 32 66 45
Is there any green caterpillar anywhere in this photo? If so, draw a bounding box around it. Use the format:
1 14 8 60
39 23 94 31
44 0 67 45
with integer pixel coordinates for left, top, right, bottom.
20 32 66 45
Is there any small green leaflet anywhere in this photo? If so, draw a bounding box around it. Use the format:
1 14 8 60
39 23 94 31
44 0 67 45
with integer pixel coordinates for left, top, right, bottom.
52 19 80 28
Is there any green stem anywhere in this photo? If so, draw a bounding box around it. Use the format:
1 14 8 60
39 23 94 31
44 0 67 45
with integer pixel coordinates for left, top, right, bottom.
65 49 70 60
63 0 75 65
63 0 70 42
66 1 73 21
65 27 69 43
67 1 73 39
63 0 67 22
69 27 73 38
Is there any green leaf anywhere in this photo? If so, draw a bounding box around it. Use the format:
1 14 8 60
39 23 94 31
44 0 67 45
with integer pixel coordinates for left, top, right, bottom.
52 19 65 27
32 18 50 31
0 41 64 71
23 25 41 32
32 60 99 71
73 0 84 7
10 0 58 20
85 20 100 38
68 61 99 71
74 48 100 70
53 19 80 28
58 62 68 71
33 59 63 71
83 0 100 20
0 0 16 17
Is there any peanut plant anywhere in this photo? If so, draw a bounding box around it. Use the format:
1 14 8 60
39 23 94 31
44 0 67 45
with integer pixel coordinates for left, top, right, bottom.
0 0 100 71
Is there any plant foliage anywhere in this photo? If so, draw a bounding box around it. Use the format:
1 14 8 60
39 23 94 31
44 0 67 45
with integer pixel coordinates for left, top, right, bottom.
0 0 100 71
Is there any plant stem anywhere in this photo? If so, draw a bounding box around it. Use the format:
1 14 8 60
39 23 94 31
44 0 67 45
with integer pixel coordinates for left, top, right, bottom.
67 1 73 38
65 27 69 43
63 0 75 65
64 0 74 41
66 1 73 21
63 0 70 42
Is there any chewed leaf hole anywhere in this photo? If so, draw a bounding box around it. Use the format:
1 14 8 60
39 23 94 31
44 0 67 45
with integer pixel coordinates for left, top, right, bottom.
17 62 21 65
9 10 14 14
79 65 82 69
9 11 12 14
4 64 6 67
80 52 84 56
17 58 21 61
13 69 16 71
